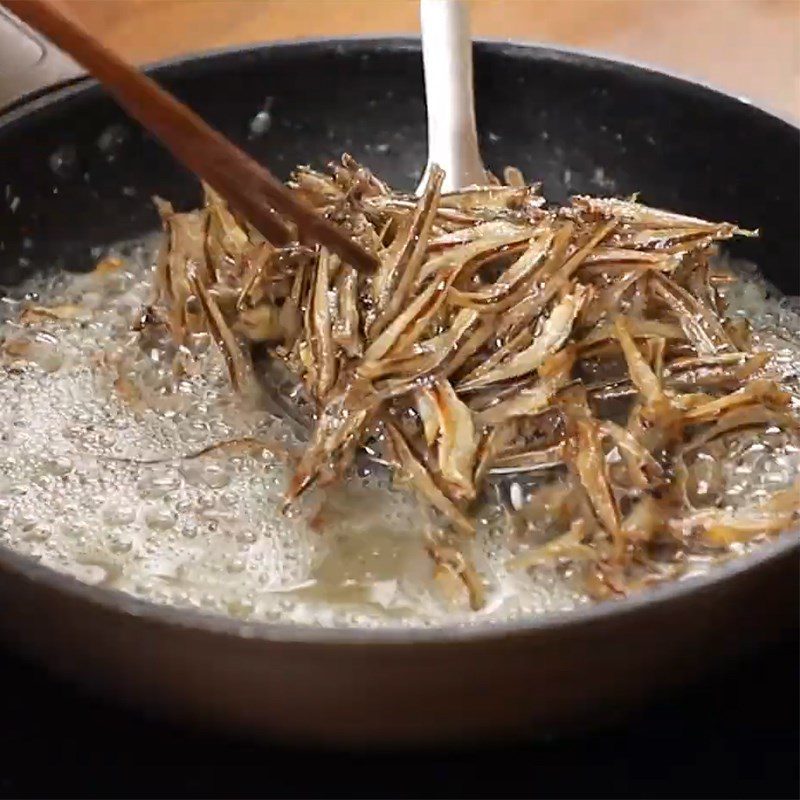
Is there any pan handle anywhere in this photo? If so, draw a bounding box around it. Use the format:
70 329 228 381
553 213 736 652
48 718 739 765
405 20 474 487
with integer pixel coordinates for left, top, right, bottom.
0 6 83 111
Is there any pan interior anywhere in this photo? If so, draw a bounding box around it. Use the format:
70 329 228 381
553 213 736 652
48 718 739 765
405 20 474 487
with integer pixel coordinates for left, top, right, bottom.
0 41 797 630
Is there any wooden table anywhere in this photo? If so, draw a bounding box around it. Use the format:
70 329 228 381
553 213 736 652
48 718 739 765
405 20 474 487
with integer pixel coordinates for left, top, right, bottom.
63 0 799 119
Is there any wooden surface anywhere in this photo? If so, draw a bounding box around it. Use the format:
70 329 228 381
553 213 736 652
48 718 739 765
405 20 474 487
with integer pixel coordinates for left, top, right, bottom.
60 0 799 119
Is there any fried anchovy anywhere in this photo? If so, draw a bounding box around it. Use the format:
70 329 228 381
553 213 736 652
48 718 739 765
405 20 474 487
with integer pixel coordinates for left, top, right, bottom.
145 154 798 608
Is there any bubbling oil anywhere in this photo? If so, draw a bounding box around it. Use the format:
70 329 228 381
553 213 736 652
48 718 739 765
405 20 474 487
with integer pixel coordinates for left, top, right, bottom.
0 240 796 628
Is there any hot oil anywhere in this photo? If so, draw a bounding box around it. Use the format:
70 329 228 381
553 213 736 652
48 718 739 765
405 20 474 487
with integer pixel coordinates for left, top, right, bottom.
0 237 587 627
715 259 800 509
0 240 796 628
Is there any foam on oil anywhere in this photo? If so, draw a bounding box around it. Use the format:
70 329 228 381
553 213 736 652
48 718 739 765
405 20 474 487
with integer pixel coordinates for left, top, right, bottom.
0 240 796 628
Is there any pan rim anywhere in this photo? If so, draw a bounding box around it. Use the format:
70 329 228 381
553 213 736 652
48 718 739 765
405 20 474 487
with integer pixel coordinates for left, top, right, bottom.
0 36 797 646
1 35 797 130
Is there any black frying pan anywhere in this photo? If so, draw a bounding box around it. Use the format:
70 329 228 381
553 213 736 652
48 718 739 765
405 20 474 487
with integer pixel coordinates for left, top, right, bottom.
0 12 798 746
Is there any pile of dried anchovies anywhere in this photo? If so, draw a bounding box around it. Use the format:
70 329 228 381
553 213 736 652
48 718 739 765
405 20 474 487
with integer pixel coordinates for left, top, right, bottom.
144 156 799 607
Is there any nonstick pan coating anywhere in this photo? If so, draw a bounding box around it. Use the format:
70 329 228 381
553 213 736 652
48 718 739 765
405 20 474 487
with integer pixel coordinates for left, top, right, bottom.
0 39 797 745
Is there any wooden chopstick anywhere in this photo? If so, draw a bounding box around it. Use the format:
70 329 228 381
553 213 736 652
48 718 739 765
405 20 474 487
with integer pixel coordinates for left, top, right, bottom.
4 0 379 274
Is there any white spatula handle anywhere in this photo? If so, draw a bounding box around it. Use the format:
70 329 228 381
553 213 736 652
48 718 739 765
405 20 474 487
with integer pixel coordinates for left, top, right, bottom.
417 0 486 194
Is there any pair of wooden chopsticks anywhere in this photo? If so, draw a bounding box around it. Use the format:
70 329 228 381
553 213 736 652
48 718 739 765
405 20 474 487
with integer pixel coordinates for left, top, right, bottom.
4 0 379 274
